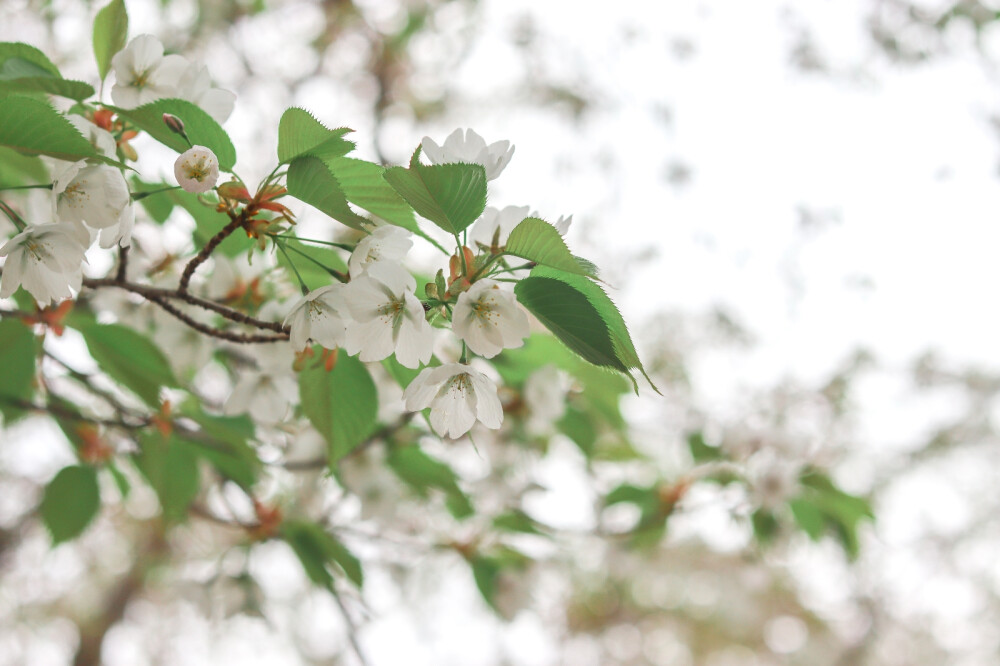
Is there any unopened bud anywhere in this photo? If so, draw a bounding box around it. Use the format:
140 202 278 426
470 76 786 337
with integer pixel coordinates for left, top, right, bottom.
424 281 439 300
163 113 187 138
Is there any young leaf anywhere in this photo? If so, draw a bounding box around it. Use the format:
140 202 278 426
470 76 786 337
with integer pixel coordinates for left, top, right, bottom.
505 217 595 277
93 0 129 81
299 354 378 463
276 108 354 163
286 156 370 230
108 98 237 170
0 320 37 422
383 146 487 235
282 520 364 588
40 465 101 544
0 95 99 162
77 322 178 406
325 156 419 233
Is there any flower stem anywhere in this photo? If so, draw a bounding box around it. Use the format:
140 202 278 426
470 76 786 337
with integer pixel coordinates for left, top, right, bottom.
0 200 27 232
131 185 180 201
275 239 310 295
0 183 53 192
268 233 354 252
281 241 349 283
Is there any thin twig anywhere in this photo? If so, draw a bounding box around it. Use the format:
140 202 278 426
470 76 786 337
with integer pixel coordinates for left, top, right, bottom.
178 212 245 293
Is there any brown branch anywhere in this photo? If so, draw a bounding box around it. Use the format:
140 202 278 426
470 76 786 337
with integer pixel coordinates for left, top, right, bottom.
0 307 33 318
144 294 288 343
178 212 245 293
0 396 148 429
281 413 415 470
115 245 129 283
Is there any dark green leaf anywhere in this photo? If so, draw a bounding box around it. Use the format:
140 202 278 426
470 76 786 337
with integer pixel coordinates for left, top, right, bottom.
286 156 369 230
40 465 100 543
93 0 129 81
277 108 354 163
135 433 200 521
299 354 378 463
0 78 95 101
78 322 178 406
283 520 363 588
383 146 486 235
109 98 237 170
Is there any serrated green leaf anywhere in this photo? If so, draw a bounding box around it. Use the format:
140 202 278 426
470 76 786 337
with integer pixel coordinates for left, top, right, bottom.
0 95 99 162
0 58 56 80
93 0 128 81
383 147 486 235
0 43 60 78
135 433 199 521
78 322 178 406
518 267 656 393
0 320 36 422
108 98 236 170
40 465 101 544
286 156 370 230
505 217 594 277
299 354 378 463
283 520 364 588
277 108 354 163
0 77 95 101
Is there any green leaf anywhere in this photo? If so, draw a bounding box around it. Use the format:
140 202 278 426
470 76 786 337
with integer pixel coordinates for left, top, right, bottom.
0 78 95 101
179 411 260 490
277 108 354 163
77 322 178 406
504 217 594 277
515 267 656 393
286 156 370 230
0 145 49 186
135 433 200 521
789 498 825 540
299 354 378 463
687 431 722 463
40 465 101 544
283 520 364 588
383 146 487 235
93 0 128 81
388 444 472 518
326 156 443 249
0 95 100 162
557 406 596 457
0 43 60 78
109 98 237 170
0 320 36 421
493 510 546 536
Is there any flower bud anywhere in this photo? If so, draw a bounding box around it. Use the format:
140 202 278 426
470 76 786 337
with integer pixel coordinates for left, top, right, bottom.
162 113 187 138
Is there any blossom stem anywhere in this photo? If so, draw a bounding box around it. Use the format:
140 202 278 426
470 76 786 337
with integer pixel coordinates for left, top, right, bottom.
0 183 53 191
131 185 181 201
268 233 354 252
274 239 310 295
178 212 245 293
280 241 348 283
0 200 27 231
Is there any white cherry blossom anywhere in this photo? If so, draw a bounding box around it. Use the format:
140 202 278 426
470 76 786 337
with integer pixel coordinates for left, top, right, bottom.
52 160 132 231
402 363 503 438
348 225 412 278
66 115 116 158
175 61 236 124
174 146 220 193
0 223 88 305
110 35 189 108
468 205 530 249
451 279 530 358
224 369 298 423
283 284 350 351
421 128 514 181
524 365 569 436
343 261 434 368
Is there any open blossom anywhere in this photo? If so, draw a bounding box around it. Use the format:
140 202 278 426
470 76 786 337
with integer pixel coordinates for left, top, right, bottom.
0 223 88 305
421 128 514 181
110 35 189 108
452 279 530 358
402 363 503 438
174 146 219 193
175 62 236 124
283 284 350 351
224 369 298 423
343 261 434 368
469 205 530 249
348 225 412 278
67 115 117 158
52 160 131 231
